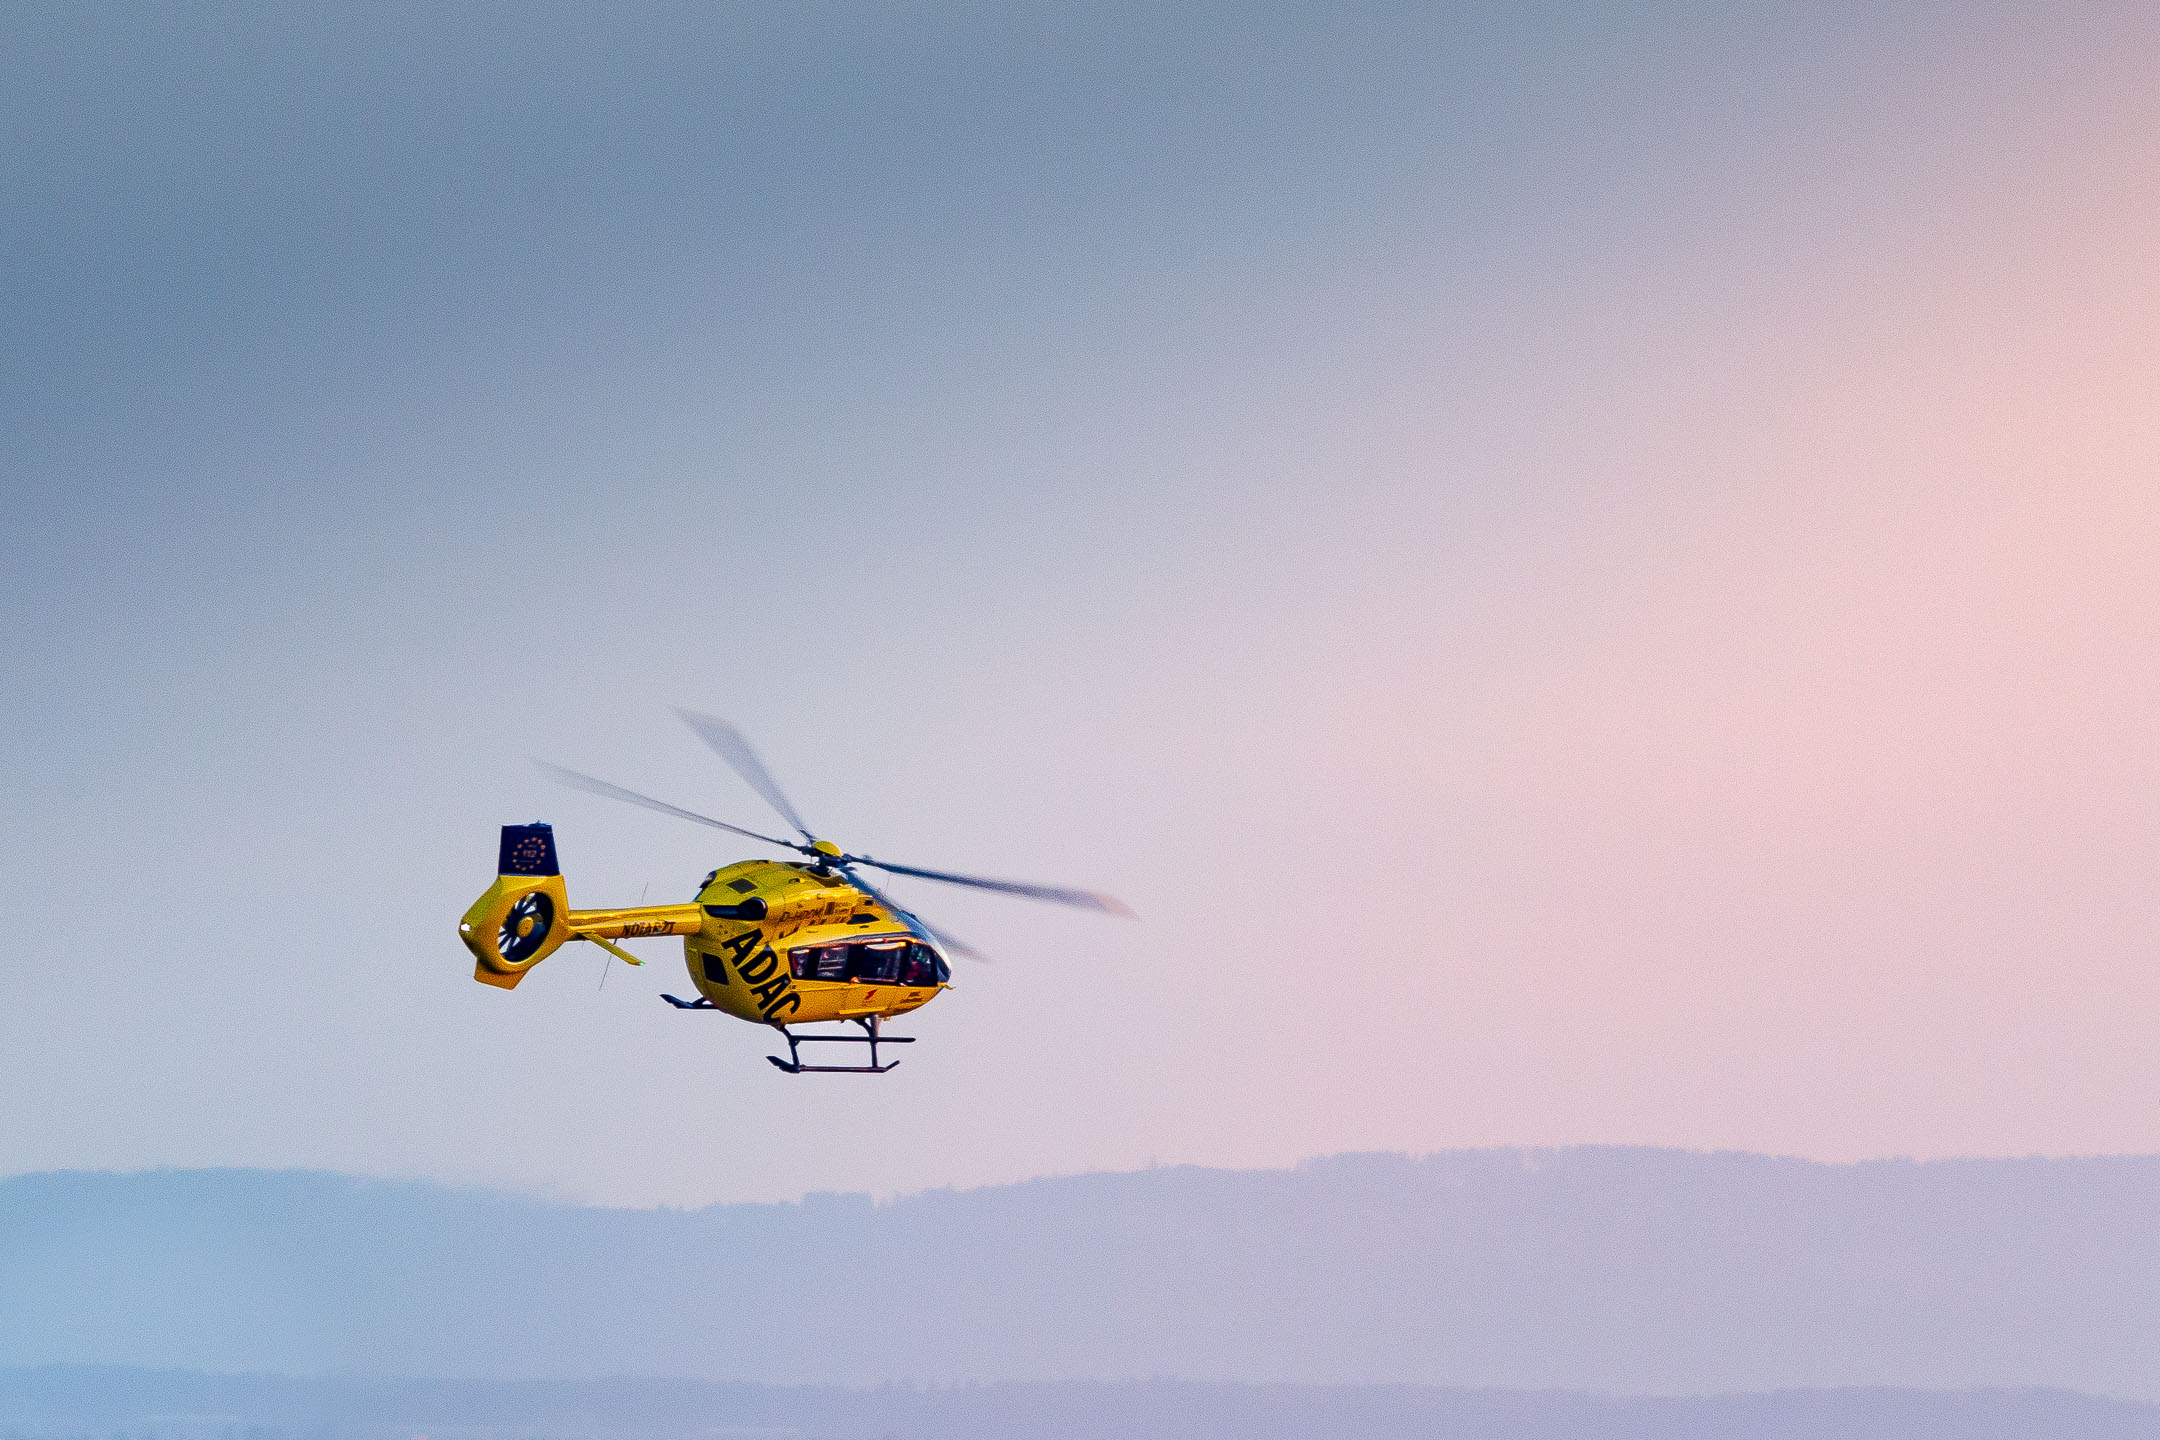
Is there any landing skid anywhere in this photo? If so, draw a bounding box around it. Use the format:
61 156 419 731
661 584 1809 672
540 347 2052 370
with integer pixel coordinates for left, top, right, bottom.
768 1015 914 1074
659 996 914 1073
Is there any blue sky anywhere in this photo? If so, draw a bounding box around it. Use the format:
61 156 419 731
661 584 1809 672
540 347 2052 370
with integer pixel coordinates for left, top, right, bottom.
5 1 2160 1206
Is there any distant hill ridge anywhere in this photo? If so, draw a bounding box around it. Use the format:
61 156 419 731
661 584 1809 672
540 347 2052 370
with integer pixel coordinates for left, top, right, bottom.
5 1149 2160 1397
5 1368 2160 1440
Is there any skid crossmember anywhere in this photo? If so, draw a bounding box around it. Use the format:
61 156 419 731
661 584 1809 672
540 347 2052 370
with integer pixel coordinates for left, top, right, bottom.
768 1015 914 1074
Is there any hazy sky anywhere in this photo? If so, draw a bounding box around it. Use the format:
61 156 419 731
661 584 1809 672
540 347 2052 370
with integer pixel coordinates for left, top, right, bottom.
4 1 2158 1207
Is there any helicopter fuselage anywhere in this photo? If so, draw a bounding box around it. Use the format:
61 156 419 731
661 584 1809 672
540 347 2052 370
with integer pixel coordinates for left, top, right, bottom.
685 859 950 1025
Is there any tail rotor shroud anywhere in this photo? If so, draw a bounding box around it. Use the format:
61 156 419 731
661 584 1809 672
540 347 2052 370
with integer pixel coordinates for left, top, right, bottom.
497 890 555 965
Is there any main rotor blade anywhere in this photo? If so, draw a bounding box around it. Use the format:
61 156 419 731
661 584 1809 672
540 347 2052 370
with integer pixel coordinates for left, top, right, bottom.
534 760 802 852
837 862 991 965
675 709 815 842
849 856 1133 918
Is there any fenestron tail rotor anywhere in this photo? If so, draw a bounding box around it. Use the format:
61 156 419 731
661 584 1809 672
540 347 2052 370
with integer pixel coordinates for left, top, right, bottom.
498 890 555 964
535 712 1131 963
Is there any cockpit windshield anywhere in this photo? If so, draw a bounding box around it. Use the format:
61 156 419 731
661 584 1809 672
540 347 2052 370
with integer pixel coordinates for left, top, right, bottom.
789 938 948 987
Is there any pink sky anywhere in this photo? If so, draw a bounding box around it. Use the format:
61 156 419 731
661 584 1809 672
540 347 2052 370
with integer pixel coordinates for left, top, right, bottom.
4 4 2159 1205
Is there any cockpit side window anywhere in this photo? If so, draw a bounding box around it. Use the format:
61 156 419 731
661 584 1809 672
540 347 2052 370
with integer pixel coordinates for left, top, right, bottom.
787 938 948 985
849 940 906 983
789 945 849 981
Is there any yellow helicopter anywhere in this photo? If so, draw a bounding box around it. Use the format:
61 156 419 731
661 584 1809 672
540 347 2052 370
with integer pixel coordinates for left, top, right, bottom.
458 710 1129 1072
